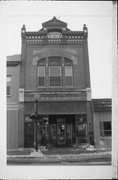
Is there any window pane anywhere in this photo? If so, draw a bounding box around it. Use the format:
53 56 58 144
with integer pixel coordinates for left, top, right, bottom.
37 58 46 66
7 86 10 95
103 122 111 136
49 66 61 86
100 121 104 136
65 66 73 86
38 66 45 77
66 76 72 86
38 66 45 86
50 66 61 77
7 75 12 83
64 58 73 66
38 77 44 86
50 77 61 86
104 122 111 130
77 123 87 143
49 57 62 66
65 66 72 76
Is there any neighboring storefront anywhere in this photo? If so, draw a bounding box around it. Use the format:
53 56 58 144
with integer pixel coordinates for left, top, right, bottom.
7 55 21 149
93 99 112 149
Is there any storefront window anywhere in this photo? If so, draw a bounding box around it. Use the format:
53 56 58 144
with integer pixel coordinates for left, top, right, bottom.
49 124 56 143
76 115 87 143
77 123 87 143
66 123 72 143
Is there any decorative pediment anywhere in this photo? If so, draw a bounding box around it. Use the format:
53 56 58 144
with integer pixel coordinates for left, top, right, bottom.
42 16 67 31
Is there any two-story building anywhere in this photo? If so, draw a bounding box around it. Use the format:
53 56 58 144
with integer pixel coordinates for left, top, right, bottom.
7 17 111 149
20 17 93 148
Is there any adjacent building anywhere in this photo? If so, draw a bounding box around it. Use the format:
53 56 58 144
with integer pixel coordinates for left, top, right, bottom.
7 55 21 148
7 17 111 149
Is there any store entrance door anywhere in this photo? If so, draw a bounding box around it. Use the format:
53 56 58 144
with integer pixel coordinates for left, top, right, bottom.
49 115 75 146
57 122 66 145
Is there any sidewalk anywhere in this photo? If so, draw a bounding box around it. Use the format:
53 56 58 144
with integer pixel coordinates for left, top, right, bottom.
7 147 111 164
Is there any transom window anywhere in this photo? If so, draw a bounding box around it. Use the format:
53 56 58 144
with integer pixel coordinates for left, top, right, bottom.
48 57 62 66
38 66 45 87
49 66 61 86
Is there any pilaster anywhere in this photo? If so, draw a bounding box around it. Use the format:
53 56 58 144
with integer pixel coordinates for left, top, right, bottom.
18 102 24 147
83 37 91 88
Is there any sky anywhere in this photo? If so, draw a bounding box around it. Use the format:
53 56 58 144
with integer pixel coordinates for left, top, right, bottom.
1 1 112 98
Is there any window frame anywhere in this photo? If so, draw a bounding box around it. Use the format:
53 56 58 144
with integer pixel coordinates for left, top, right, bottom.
65 65 73 87
37 66 45 87
7 85 11 96
49 66 62 87
100 121 111 137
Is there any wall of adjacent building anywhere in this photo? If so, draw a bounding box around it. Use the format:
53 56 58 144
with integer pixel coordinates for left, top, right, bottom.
7 109 19 149
7 64 20 149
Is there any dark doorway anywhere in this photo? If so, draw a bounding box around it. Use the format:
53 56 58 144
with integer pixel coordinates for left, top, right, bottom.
25 121 34 148
49 115 75 146
57 122 66 145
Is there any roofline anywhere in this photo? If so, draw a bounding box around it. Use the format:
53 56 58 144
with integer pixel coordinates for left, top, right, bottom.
92 98 111 101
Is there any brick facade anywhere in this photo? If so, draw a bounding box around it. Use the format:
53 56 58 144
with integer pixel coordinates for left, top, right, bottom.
7 17 95 148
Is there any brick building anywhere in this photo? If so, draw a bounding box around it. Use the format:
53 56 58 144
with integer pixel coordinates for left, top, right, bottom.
7 55 20 148
7 17 111 149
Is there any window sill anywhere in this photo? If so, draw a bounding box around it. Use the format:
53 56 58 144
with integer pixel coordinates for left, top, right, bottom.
38 86 45 88
100 136 111 139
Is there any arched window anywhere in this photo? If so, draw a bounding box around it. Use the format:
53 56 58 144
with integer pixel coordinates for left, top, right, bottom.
37 56 73 87
48 57 62 86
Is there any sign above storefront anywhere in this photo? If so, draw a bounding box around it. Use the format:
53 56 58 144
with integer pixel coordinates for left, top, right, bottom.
24 92 87 102
47 32 62 38
39 96 85 101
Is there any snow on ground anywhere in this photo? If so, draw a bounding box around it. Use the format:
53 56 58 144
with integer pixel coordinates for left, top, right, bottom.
7 150 111 159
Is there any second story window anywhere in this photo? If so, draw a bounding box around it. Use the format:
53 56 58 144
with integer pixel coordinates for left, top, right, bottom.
7 75 12 96
49 66 61 86
65 66 73 86
38 66 45 87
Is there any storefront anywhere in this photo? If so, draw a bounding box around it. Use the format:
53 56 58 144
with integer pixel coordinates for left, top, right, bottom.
24 92 91 148
25 113 88 148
